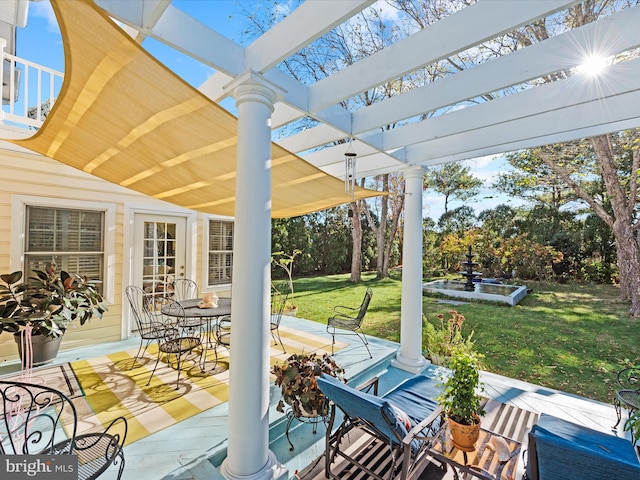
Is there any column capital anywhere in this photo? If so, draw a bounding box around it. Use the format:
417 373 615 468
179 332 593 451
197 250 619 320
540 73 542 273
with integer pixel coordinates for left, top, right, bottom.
224 69 287 110
402 165 425 179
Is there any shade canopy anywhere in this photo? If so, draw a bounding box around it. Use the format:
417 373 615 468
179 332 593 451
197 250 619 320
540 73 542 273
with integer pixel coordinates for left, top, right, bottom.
9 0 380 219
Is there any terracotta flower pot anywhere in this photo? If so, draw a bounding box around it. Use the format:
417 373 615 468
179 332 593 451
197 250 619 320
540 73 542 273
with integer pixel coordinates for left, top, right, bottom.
448 413 481 452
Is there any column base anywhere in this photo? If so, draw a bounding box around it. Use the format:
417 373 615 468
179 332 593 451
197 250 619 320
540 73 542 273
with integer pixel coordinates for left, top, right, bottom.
391 351 429 374
219 450 288 480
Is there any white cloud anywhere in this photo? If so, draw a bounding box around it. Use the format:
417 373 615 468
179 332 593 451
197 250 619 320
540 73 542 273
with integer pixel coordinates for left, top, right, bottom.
30 0 59 33
372 0 400 22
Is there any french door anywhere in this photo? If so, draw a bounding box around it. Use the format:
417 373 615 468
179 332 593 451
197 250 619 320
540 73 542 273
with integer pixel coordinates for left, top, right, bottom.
132 213 187 299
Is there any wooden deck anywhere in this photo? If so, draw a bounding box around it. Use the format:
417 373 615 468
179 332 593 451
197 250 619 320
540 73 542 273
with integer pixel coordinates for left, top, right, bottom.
0 315 628 480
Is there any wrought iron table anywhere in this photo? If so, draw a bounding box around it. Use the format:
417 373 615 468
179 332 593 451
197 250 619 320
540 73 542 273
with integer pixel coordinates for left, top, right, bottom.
162 297 231 372
427 422 521 480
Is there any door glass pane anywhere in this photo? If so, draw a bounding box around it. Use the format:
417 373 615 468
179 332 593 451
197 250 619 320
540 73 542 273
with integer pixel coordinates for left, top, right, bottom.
142 220 177 296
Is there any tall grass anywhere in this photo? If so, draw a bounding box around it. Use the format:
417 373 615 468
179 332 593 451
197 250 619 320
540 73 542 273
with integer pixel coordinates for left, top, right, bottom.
291 271 639 403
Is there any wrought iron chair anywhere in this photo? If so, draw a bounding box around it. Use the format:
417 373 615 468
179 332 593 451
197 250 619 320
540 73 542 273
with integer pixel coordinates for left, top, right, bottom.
327 287 373 358
214 315 232 350
270 283 289 353
318 373 442 480
613 366 640 438
148 297 203 389
125 285 177 370
0 380 127 480
172 278 199 301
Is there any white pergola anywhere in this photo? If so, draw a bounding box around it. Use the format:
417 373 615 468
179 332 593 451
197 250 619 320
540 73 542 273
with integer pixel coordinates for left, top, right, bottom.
19 1 640 479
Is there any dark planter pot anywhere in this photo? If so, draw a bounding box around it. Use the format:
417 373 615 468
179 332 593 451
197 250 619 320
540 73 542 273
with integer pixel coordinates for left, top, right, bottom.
448 413 481 452
14 332 63 367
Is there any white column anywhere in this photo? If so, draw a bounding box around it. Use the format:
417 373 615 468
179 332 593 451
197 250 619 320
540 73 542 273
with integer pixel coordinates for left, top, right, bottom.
391 166 428 374
219 71 287 480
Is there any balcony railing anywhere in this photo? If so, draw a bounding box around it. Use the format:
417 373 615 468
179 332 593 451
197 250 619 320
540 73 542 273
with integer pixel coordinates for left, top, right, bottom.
2 43 63 132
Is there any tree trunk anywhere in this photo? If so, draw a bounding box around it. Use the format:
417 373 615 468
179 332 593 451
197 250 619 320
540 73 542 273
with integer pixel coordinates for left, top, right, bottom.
376 176 389 278
589 135 640 316
350 200 362 283
612 220 640 313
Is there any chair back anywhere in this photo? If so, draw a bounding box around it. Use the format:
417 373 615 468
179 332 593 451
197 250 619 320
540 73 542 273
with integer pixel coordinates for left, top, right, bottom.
172 278 199 302
355 287 373 325
317 373 396 442
270 283 289 327
160 298 188 329
0 380 78 455
125 285 165 338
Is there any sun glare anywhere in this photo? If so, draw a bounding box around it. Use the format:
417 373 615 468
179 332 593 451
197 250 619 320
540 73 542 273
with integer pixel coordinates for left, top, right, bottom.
575 55 612 76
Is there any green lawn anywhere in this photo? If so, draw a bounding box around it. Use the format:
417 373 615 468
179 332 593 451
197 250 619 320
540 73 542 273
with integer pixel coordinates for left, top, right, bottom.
290 271 639 403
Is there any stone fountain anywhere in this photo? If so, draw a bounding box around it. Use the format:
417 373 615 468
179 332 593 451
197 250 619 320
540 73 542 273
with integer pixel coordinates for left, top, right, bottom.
460 245 481 291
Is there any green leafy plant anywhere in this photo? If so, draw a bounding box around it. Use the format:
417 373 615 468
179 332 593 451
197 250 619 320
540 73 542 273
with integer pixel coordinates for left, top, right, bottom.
0 265 107 338
271 352 345 418
437 346 486 426
423 310 474 364
623 409 640 444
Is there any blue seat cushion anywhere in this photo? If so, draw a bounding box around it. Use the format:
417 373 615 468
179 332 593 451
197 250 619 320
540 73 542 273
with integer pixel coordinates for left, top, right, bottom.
382 375 439 427
318 373 440 450
528 413 640 480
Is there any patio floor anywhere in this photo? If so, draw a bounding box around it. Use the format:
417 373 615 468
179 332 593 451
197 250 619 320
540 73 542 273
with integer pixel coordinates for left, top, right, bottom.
0 315 629 480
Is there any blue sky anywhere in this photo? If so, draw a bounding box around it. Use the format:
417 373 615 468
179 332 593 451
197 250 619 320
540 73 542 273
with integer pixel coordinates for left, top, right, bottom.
16 0 524 223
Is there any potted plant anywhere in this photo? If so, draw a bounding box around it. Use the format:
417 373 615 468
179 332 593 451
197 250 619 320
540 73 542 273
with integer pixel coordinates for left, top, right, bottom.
271 352 346 418
437 346 486 451
0 265 107 367
423 310 474 366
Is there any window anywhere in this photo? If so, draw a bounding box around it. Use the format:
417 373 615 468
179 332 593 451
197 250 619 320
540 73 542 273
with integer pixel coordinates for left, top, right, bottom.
25 206 104 290
208 219 233 286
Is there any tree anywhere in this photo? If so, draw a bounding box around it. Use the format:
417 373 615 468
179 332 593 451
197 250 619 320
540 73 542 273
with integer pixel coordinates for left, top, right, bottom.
363 173 405 279
425 163 484 217
495 157 577 209
437 205 477 235
489 1 640 314
477 204 519 241
349 199 364 283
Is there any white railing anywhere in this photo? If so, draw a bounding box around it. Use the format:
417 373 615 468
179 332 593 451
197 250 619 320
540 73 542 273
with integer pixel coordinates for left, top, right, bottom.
1 45 63 131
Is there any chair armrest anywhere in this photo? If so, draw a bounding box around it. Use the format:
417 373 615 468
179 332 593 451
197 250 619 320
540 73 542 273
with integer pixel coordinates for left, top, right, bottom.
402 406 443 446
333 304 359 316
355 369 388 396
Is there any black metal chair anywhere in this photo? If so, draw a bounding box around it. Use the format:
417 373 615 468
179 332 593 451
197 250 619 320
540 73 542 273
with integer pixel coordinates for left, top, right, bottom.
270 283 289 353
214 314 232 350
147 297 204 389
0 380 127 480
327 287 373 358
613 366 640 440
172 278 199 301
125 285 177 370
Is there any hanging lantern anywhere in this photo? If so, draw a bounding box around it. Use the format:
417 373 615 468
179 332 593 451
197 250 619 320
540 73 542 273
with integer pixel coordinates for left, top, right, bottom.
344 141 357 196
